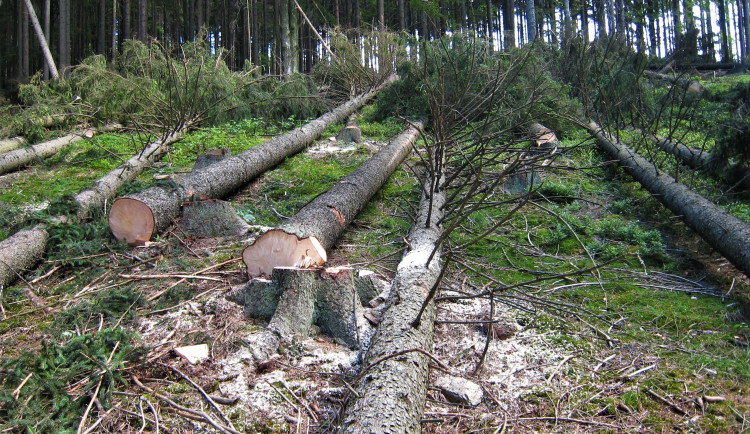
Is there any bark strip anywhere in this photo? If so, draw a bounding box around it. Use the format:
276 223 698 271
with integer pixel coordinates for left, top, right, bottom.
243 120 423 277
0 124 121 176
587 120 750 277
109 76 396 245
342 176 445 434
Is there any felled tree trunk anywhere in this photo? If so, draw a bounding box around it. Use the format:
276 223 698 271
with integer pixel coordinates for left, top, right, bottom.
242 121 423 277
587 120 750 277
109 76 396 245
0 137 26 154
341 176 445 434
0 124 121 176
643 70 704 93
652 135 750 192
75 128 184 219
0 128 187 290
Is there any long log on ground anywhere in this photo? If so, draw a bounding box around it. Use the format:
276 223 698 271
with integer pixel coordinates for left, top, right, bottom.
341 175 445 433
109 76 396 246
651 135 750 192
0 128 189 291
0 124 121 176
0 137 26 154
242 120 423 277
586 120 750 277
644 70 704 93
238 122 422 364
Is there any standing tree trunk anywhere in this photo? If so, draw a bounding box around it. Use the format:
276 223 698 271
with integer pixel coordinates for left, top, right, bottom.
22 0 29 79
526 0 537 42
718 0 732 61
122 0 131 41
43 0 51 79
279 0 291 74
398 0 405 30
138 0 147 42
98 0 106 55
486 0 495 50
341 174 445 433
504 0 515 50
109 77 396 245
587 120 750 278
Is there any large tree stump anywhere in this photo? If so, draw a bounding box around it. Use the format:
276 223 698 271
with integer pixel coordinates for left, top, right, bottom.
242 121 423 278
109 76 397 245
180 199 250 237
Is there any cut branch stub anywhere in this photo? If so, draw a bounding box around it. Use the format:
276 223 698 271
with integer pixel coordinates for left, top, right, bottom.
242 229 327 277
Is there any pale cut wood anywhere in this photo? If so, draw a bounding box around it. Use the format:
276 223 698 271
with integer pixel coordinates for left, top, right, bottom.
109 76 397 246
587 120 750 277
242 120 422 278
242 229 326 277
0 124 121 176
108 198 156 246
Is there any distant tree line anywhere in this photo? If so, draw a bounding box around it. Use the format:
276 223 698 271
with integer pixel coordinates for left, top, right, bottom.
2 0 750 92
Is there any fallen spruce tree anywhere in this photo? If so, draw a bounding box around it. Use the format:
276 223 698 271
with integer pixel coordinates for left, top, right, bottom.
586 120 750 277
341 174 445 433
651 135 750 192
109 75 396 246
232 121 422 362
0 126 190 293
0 124 121 175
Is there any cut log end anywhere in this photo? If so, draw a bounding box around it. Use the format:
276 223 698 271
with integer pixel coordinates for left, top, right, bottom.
109 198 155 246
242 229 327 278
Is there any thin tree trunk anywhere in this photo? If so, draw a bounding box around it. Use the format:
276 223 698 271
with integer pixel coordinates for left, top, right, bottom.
398 0 405 30
504 0 515 50
138 0 147 42
581 0 589 43
0 125 120 176
112 0 118 54
719 0 732 61
98 0 106 54
341 174 445 433
44 0 51 79
22 1 29 78
22 0 58 79
587 120 750 278
109 78 396 245
378 0 385 29
487 0 495 50
745 0 750 61
526 0 537 42
122 0 131 41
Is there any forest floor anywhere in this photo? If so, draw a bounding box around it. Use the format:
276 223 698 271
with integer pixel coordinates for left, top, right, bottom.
0 104 749 433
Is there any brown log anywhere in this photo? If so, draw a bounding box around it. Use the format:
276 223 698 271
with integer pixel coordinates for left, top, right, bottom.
342 175 445 433
0 124 121 176
586 120 750 277
242 120 422 278
109 76 397 246
0 137 26 154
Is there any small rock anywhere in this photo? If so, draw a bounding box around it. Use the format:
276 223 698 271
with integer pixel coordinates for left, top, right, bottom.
174 344 210 364
434 375 483 406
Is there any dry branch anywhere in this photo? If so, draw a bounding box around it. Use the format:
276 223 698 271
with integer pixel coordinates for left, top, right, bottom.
0 124 121 176
109 76 396 245
586 120 750 277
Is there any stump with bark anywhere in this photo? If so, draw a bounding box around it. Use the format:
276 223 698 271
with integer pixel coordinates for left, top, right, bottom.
109 77 396 245
587 120 750 277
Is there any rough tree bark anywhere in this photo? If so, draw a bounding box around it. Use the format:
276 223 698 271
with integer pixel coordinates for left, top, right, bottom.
341 175 445 434
0 137 26 154
0 128 187 290
0 124 121 176
237 122 423 365
109 77 396 245
242 121 423 277
651 134 750 192
587 120 750 277
21 0 59 80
